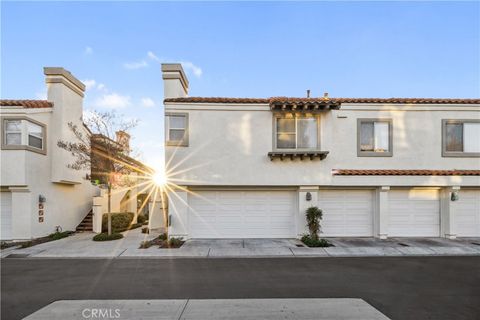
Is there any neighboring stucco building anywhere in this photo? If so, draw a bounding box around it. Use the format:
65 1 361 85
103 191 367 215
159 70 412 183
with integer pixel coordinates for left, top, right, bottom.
163 63 480 240
1 68 99 240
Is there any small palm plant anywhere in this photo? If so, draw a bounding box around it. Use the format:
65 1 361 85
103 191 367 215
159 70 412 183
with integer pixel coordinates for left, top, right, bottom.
306 206 323 241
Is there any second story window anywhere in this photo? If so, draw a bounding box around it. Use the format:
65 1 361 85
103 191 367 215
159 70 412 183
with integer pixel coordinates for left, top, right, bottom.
2 118 46 154
5 120 22 145
275 115 318 150
357 119 393 157
27 122 44 149
443 120 480 157
165 113 188 146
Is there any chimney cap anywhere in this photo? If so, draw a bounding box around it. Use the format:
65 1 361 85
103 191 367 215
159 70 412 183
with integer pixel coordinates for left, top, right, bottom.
115 130 130 138
161 63 189 88
306 90 311 98
44 67 85 92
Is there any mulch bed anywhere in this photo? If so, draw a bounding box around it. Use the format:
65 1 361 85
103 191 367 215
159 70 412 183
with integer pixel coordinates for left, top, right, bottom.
0 231 74 249
139 237 184 249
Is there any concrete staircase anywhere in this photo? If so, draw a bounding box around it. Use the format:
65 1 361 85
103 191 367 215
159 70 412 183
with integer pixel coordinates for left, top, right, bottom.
76 209 93 232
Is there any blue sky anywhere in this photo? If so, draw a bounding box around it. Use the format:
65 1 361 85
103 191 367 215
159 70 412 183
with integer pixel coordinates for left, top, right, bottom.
2 1 479 166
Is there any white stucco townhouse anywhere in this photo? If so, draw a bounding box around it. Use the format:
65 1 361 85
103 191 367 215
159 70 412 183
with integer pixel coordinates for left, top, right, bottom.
163 63 480 240
0 68 99 240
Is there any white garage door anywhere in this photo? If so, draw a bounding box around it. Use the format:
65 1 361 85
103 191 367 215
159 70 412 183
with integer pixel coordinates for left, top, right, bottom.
188 190 296 238
389 189 440 237
317 190 374 237
455 190 480 237
1 192 12 240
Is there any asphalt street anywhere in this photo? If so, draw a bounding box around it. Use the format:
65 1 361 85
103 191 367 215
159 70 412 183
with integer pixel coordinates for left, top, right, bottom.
2 256 480 320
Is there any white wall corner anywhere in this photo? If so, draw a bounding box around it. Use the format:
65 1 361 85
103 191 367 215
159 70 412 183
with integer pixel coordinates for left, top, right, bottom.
441 187 457 239
297 187 319 237
375 186 390 239
164 189 188 239
92 201 103 234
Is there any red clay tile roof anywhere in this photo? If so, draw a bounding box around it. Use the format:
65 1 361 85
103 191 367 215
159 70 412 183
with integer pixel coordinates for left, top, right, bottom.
0 100 53 108
165 97 269 104
332 169 480 176
164 97 480 105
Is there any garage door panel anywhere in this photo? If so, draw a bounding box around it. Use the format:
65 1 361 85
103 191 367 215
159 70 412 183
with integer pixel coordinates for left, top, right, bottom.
188 191 295 238
455 190 480 237
244 216 269 224
1 192 12 240
318 190 374 237
388 189 440 237
346 214 371 223
415 215 438 223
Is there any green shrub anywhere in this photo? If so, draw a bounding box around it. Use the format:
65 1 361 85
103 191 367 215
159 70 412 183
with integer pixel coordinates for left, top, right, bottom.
305 206 323 240
137 214 147 224
301 234 331 247
93 233 123 241
168 237 184 248
158 233 168 241
102 212 134 233
21 241 33 248
48 231 71 241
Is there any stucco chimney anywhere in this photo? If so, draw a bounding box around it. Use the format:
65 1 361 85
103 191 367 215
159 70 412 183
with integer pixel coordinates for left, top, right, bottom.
161 63 189 99
115 130 131 154
43 67 87 183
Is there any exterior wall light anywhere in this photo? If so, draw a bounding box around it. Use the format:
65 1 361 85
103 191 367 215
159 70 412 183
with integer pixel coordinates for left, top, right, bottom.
39 195 46 203
306 192 312 201
451 191 459 201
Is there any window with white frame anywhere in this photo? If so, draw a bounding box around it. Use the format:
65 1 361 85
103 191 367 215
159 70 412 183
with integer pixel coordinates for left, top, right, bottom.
2 118 45 152
443 120 480 156
358 119 392 156
275 115 318 150
165 113 188 146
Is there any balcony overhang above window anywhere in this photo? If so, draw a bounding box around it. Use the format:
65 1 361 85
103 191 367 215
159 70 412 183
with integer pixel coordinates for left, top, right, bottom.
269 97 341 113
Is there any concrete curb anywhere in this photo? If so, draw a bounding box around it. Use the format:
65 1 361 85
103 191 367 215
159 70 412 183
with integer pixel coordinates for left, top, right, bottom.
23 298 391 320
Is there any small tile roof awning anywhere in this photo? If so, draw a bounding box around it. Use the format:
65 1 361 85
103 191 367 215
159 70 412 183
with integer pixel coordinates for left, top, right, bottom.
332 169 480 176
0 100 53 109
269 97 340 112
269 151 329 161
164 96 480 106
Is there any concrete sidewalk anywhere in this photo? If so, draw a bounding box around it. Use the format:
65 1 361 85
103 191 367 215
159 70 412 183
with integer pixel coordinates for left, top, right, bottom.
2 229 480 258
24 299 390 320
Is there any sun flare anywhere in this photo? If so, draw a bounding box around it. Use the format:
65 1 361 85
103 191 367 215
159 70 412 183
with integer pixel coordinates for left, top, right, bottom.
152 170 167 186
